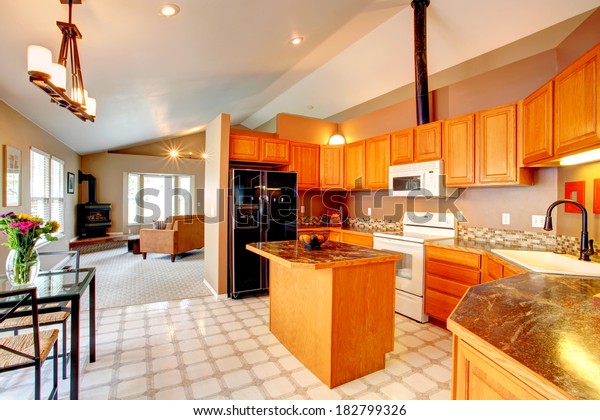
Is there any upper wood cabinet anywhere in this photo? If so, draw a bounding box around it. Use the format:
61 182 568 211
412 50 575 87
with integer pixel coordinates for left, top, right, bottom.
390 128 414 165
414 121 443 162
443 114 475 187
345 140 365 190
365 135 390 189
261 138 289 164
320 145 345 189
289 142 320 190
229 134 260 161
554 44 600 157
522 81 554 165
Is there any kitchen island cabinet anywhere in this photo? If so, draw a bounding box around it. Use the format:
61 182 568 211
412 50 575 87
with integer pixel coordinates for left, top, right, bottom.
448 273 600 399
246 240 399 388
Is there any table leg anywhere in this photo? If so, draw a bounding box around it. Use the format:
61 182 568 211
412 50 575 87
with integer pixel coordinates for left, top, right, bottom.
69 297 80 400
90 274 96 363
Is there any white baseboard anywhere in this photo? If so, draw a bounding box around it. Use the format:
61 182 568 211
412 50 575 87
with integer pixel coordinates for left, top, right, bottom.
203 278 228 301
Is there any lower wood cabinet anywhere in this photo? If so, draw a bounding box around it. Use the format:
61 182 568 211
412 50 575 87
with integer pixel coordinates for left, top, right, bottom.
339 230 373 248
424 245 482 323
453 336 551 399
483 252 528 283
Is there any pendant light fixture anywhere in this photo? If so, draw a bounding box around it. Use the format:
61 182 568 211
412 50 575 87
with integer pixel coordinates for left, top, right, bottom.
28 0 96 122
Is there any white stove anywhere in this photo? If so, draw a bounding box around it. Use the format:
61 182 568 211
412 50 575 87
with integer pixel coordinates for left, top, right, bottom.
373 212 457 322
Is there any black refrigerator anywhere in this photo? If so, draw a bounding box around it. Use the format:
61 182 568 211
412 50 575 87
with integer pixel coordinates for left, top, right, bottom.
229 169 297 298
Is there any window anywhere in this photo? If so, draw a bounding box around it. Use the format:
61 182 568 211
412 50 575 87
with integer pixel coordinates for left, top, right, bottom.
30 148 64 234
127 173 194 225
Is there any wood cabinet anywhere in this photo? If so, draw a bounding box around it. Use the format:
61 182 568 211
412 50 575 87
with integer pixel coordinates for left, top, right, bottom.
483 252 528 283
289 142 320 190
261 138 289 163
414 121 443 162
230 135 289 164
345 140 366 190
554 44 600 157
364 135 390 189
477 104 518 183
453 336 551 400
329 230 341 242
424 245 482 323
443 113 475 187
340 230 373 248
522 81 554 165
229 134 260 161
390 128 414 165
320 145 345 189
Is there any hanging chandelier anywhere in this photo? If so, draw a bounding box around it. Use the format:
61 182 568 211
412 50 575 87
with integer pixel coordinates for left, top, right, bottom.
27 0 96 122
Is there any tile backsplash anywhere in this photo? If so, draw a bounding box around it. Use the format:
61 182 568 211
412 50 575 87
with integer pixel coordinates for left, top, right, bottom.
458 225 581 256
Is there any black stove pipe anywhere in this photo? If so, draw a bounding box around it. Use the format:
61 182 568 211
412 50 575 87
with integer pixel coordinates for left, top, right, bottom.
412 0 431 125
78 170 97 204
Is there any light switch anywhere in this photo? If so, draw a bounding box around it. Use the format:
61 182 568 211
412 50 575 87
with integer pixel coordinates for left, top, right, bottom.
502 213 510 225
532 215 545 228
367 207 372 216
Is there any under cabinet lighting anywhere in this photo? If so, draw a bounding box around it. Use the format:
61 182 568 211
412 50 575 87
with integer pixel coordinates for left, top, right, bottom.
559 149 600 166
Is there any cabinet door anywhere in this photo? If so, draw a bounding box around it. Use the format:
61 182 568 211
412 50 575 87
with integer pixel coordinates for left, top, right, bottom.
523 81 554 165
345 140 366 190
554 45 600 156
390 128 414 165
320 145 345 189
261 138 289 164
477 104 517 183
365 135 390 189
229 135 260 161
415 121 442 162
454 339 547 400
340 231 373 248
289 142 320 190
443 114 475 186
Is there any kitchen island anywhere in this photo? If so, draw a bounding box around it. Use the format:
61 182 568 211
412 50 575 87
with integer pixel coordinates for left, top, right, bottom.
448 272 600 399
246 240 401 388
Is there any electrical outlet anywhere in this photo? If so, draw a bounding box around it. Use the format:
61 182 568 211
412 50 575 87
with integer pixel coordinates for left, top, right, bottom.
367 207 372 216
502 213 510 225
532 215 545 228
456 211 464 222
300 205 305 214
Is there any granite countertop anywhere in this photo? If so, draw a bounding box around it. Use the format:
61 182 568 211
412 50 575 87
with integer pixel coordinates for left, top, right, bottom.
298 225 402 235
246 240 401 269
449 272 600 399
427 237 556 254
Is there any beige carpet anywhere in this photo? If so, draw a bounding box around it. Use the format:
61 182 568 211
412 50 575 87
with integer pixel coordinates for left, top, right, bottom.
79 245 211 309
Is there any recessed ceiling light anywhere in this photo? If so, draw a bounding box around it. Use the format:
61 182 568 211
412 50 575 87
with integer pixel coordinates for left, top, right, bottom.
290 36 304 46
160 4 180 17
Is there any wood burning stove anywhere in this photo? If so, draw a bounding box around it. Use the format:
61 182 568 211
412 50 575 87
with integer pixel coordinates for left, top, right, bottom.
77 171 112 238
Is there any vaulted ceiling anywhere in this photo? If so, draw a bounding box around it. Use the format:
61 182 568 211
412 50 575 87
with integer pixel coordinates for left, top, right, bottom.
1 0 599 154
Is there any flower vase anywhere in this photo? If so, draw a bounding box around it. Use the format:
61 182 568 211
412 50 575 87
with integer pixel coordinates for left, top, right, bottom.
5 249 40 286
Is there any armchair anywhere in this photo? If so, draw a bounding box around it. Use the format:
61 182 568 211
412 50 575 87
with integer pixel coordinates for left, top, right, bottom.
140 215 204 262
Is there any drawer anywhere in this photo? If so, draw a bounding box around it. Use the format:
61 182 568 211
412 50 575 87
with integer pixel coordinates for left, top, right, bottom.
425 274 472 297
425 288 460 321
427 246 481 269
426 260 481 285
341 232 373 248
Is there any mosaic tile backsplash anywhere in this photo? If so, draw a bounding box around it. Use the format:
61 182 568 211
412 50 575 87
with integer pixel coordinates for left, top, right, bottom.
457 225 582 256
299 216 402 232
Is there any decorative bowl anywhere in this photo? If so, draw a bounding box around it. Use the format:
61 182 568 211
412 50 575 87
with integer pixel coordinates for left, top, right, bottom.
298 232 329 250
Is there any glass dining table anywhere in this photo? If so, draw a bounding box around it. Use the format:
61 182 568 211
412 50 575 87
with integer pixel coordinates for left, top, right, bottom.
0 267 96 400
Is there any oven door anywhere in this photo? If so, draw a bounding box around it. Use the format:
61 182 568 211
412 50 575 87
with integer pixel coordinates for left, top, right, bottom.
373 236 424 296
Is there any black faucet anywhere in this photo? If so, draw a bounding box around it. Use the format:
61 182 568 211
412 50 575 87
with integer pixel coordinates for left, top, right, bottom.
543 199 595 261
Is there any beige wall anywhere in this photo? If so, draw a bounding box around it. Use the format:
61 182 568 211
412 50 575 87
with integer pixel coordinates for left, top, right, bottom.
277 113 338 145
111 132 207 158
556 161 600 241
0 100 81 267
204 114 230 296
81 133 205 234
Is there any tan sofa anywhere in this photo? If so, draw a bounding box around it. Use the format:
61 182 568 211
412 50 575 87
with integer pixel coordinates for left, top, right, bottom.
140 215 204 262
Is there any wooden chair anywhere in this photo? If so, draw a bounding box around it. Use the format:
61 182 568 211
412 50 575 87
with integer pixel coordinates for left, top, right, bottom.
0 250 79 380
0 288 59 400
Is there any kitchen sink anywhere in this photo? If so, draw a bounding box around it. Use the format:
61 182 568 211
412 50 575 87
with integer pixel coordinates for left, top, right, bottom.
491 249 600 277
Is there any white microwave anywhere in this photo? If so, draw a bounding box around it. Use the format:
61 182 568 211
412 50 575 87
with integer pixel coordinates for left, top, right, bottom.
389 160 446 197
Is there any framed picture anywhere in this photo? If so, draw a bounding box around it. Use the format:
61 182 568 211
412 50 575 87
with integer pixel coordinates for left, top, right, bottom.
67 172 75 194
3 145 21 206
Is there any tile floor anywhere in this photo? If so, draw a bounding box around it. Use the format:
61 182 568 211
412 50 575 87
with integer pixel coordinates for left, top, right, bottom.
0 295 452 400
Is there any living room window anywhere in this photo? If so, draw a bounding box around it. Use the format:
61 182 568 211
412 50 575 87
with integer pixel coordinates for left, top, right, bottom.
30 148 65 235
127 173 194 225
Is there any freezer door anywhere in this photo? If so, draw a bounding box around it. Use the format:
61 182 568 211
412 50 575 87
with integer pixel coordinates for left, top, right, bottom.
230 226 262 296
263 171 298 241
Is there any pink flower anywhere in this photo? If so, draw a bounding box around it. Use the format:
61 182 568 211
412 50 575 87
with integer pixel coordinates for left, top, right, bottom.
9 221 41 234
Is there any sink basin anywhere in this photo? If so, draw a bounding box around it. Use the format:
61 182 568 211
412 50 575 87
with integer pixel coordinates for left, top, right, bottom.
491 249 600 277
